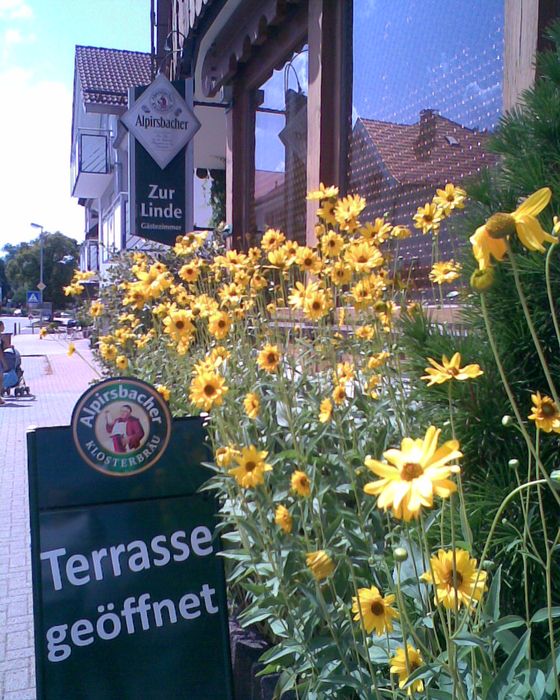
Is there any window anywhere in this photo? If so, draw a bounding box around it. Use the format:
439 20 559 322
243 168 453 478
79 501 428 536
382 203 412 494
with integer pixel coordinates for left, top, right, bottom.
348 0 504 296
254 48 308 244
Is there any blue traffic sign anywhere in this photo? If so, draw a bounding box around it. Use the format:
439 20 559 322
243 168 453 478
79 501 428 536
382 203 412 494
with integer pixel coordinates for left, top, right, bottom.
27 291 43 304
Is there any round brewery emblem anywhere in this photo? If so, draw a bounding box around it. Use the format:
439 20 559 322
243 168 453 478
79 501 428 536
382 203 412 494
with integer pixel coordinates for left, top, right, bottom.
71 378 172 477
150 88 175 113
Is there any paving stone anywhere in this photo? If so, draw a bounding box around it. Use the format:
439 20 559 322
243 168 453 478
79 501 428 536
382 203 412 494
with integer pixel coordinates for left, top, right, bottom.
0 332 99 699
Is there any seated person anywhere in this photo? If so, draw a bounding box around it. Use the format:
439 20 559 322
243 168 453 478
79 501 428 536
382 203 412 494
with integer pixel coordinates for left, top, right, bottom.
0 321 7 405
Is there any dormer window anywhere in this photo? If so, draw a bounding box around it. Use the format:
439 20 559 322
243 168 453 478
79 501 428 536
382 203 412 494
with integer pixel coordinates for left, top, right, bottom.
445 135 460 146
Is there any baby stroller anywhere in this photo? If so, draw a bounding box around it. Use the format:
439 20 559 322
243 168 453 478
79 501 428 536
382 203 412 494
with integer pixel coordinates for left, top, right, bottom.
2 346 30 397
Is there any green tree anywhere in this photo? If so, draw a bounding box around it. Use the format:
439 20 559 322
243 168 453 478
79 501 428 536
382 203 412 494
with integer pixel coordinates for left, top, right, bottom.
3 232 79 309
0 257 10 303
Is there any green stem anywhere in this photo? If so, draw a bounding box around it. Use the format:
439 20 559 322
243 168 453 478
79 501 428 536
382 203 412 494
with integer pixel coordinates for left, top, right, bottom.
544 241 560 349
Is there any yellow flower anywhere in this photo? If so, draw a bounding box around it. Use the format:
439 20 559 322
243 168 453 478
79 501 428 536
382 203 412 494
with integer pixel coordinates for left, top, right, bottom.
90 300 104 317
218 282 244 307
296 246 322 273
332 383 347 405
413 202 443 234
250 271 268 291
257 344 281 373
390 645 424 696
229 445 272 488
421 549 487 611
179 260 201 284
422 353 483 386
163 309 194 342
429 260 462 285
344 241 384 274
99 342 117 361
243 392 260 420
364 426 461 521
267 247 289 270
470 188 554 270
156 384 170 401
334 194 366 231
291 470 311 497
321 231 344 257
391 225 412 239
189 371 228 411
67 342 76 357
352 586 399 635
368 351 390 369
306 550 335 581
433 183 466 213
319 398 333 423
528 392 560 432
316 199 337 225
215 445 239 468
329 261 353 286
274 505 293 534
303 288 331 321
115 355 128 371
355 325 375 340
261 228 286 251
39 327 48 339
306 183 339 200
208 311 231 340
336 362 354 382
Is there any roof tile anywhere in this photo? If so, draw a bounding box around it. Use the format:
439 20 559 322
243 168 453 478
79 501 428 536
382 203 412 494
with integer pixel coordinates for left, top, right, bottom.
75 45 152 108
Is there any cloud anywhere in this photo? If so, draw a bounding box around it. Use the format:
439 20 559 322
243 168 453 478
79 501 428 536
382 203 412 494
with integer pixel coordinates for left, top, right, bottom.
0 67 83 250
0 0 33 20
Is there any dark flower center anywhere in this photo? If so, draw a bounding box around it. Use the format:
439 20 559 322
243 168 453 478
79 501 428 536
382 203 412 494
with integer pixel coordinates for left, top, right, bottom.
370 601 384 616
541 403 557 417
402 462 423 481
245 461 256 472
204 384 216 397
267 353 277 364
175 320 185 330
445 569 464 589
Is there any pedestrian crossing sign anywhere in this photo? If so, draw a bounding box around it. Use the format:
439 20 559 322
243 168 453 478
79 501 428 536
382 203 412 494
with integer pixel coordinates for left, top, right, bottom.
27 291 42 304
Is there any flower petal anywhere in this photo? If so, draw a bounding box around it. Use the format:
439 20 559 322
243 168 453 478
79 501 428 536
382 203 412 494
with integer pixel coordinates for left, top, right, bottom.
514 187 551 218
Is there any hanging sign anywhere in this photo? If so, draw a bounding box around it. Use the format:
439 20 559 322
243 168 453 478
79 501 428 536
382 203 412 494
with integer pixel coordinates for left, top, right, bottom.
122 75 200 246
28 378 233 699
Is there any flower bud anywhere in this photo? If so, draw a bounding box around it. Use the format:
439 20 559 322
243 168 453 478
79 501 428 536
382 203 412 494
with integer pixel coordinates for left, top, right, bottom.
485 212 516 239
482 559 495 571
502 415 513 427
470 268 495 292
393 547 408 562
508 458 520 470
551 470 560 482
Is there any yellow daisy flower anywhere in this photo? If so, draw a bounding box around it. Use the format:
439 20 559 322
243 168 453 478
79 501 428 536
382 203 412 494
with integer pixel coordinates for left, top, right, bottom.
334 194 366 231
303 289 331 321
90 300 104 317
296 246 323 274
421 548 487 611
422 353 483 386
351 586 399 635
189 371 228 411
274 505 293 534
470 188 554 270
215 445 239 469
433 183 466 213
319 398 333 423
390 645 424 696
291 470 311 497
261 228 286 252
67 342 76 357
528 391 560 432
306 183 339 200
332 383 347 405
429 260 462 285
413 202 443 234
208 311 231 340
321 231 344 257
156 384 170 401
363 426 461 521
257 344 281 373
243 392 260 420
115 355 128 371
229 445 272 489
306 550 335 581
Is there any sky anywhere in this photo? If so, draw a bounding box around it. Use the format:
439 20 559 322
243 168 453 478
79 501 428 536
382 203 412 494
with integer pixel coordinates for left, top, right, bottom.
0 0 150 250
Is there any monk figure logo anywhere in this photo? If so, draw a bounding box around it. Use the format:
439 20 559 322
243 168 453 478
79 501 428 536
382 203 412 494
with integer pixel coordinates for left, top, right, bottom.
72 378 172 476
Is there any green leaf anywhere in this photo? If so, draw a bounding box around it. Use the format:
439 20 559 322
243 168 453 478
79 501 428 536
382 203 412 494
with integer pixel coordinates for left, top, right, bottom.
530 606 560 624
485 629 531 700
483 564 502 620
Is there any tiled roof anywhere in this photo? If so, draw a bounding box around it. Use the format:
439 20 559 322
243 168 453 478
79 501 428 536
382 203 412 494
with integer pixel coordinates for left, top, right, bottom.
75 45 153 108
359 114 499 185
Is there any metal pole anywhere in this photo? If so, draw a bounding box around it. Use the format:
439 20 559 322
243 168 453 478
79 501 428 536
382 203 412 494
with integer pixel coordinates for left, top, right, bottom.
39 227 44 288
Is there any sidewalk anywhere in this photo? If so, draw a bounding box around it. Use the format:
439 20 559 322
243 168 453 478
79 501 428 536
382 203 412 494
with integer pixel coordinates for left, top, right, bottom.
0 333 100 699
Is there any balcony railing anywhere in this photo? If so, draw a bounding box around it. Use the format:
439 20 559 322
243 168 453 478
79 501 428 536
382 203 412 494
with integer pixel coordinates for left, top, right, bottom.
71 129 112 198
